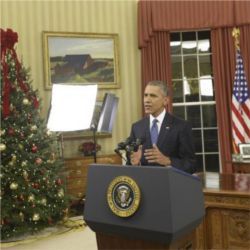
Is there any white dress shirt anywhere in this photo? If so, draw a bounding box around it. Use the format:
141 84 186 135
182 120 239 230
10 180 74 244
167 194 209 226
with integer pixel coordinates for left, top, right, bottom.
149 109 166 134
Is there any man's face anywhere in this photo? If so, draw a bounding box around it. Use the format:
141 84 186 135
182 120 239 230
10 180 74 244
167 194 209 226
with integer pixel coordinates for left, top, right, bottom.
144 85 168 117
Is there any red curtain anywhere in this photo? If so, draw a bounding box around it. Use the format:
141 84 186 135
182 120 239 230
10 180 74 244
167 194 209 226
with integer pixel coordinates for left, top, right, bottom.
211 26 250 173
140 32 172 113
138 0 250 173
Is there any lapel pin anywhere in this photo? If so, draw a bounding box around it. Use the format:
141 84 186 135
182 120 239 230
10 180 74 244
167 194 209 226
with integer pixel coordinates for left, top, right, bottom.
166 126 170 130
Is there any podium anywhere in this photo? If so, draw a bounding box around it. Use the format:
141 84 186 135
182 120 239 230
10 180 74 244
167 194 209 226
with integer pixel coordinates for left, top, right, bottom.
84 164 205 249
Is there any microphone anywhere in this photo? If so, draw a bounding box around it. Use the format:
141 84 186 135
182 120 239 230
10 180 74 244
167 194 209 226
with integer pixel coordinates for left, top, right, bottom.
114 137 131 161
115 137 145 154
115 137 131 151
114 137 145 165
125 137 144 153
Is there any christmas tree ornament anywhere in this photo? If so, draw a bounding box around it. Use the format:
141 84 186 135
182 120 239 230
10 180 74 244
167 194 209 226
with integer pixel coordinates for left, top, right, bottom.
0 143 6 151
22 98 29 105
35 158 42 165
48 217 53 225
10 182 18 190
32 182 39 189
46 129 52 136
32 213 40 221
18 144 24 150
19 212 24 222
28 194 35 202
19 194 24 201
19 132 25 139
11 154 17 161
29 133 34 139
58 189 64 197
31 144 38 153
41 198 47 205
8 127 15 135
56 178 62 185
21 161 28 167
31 125 37 131
0 129 6 135
23 170 28 179
9 161 14 166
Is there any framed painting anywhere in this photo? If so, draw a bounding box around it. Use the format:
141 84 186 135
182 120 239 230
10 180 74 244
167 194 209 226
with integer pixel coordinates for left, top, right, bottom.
42 31 120 90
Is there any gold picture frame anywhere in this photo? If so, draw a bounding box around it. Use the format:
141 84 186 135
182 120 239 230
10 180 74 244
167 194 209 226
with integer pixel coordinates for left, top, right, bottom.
42 31 120 90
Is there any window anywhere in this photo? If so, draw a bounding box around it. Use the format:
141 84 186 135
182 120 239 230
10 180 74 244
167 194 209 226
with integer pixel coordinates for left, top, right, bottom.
170 31 220 172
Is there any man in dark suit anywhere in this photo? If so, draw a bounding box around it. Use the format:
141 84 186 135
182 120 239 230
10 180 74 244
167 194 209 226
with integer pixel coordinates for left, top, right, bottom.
129 80 196 174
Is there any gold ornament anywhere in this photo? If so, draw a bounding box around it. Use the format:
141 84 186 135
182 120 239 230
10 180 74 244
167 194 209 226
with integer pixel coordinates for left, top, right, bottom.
31 125 37 131
41 198 47 205
23 98 29 105
9 161 14 166
0 143 6 151
10 182 18 190
11 154 17 161
46 130 52 136
21 161 28 167
23 170 28 180
58 189 64 198
28 194 35 202
18 144 24 150
19 212 24 222
32 213 40 221
0 129 6 136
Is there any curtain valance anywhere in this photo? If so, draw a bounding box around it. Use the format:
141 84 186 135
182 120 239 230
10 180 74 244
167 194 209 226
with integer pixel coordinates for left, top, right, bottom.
138 0 250 48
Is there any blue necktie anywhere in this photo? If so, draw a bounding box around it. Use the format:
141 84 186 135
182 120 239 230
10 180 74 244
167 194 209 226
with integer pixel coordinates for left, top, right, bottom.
150 119 158 145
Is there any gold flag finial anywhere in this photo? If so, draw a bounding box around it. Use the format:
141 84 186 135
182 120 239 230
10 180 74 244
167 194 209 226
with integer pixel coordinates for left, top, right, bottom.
232 27 240 50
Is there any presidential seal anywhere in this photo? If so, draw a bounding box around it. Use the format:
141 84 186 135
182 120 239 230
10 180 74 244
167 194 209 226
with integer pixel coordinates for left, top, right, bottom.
107 176 140 217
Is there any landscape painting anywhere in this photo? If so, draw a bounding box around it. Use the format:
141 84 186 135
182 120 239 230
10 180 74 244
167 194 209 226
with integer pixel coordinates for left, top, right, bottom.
43 32 119 89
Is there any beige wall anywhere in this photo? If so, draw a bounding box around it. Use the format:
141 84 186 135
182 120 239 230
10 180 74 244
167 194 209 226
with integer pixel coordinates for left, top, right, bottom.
1 0 141 157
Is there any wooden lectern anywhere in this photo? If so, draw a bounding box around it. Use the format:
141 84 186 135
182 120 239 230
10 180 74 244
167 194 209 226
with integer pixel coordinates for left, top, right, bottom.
84 165 205 250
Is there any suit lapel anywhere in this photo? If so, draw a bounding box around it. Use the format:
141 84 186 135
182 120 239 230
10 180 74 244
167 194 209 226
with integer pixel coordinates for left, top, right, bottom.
157 113 173 148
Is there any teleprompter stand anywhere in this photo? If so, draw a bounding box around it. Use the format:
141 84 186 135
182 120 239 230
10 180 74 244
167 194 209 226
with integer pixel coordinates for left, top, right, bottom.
84 165 205 249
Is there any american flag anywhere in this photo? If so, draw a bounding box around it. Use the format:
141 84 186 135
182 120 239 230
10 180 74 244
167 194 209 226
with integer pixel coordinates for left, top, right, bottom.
232 50 250 152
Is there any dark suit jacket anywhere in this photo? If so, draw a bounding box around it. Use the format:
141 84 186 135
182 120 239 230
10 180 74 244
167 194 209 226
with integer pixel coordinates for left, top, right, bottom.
129 112 196 174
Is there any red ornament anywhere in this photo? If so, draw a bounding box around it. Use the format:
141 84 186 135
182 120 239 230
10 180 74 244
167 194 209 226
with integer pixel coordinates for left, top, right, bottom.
8 127 15 135
48 217 53 225
19 195 24 201
32 182 39 189
35 158 42 165
31 144 38 153
56 178 62 185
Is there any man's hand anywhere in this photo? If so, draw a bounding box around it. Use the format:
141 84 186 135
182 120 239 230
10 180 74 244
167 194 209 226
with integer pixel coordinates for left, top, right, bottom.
130 145 142 165
144 144 171 166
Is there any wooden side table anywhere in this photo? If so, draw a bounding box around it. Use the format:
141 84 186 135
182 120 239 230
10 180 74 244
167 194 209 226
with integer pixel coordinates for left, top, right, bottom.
232 161 250 173
63 154 122 205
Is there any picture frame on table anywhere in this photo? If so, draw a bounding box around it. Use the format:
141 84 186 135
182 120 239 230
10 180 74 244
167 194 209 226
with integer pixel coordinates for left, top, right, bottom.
42 31 120 90
239 143 250 159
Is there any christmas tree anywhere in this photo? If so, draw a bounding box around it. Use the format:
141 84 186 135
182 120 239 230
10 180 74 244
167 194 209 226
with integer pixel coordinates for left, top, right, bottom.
0 29 69 240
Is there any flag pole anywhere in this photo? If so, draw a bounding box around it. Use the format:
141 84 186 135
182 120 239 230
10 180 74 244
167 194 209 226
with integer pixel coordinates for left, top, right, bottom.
232 27 240 154
232 27 240 50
